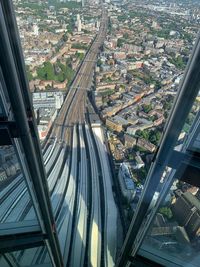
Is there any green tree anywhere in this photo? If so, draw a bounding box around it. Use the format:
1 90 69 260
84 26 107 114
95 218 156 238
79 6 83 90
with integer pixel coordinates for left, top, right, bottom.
117 38 124 48
123 33 129 39
183 32 193 43
36 58 75 85
169 55 186 70
66 59 74 84
72 43 88 50
186 113 195 126
97 59 102 67
159 207 173 220
143 104 152 113
62 33 68 42
26 66 33 81
48 0 81 9
154 80 162 90
162 96 174 111
99 89 114 97
117 15 127 22
75 52 84 61
37 61 55 80
136 167 148 181
57 72 64 82
45 62 55 80
136 129 149 140
149 130 161 145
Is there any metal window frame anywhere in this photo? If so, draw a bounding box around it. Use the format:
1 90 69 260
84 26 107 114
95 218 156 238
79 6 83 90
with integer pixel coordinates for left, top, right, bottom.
0 2 63 266
2 4 62 253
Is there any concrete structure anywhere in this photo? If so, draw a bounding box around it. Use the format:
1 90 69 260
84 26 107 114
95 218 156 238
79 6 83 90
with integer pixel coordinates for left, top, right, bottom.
126 121 154 135
106 117 123 132
0 146 15 164
124 134 137 148
37 108 57 140
106 115 129 132
33 23 39 36
134 153 145 169
137 138 157 152
77 14 82 32
118 162 136 202
0 169 7 182
32 91 64 110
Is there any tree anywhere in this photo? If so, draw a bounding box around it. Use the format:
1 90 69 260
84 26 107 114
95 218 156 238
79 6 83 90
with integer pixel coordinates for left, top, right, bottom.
37 61 55 80
44 62 54 80
137 167 148 181
117 15 127 22
57 72 64 82
183 32 193 43
143 104 152 113
26 66 33 81
108 18 112 34
186 113 195 126
154 80 162 90
162 96 174 111
72 43 88 50
136 129 149 140
97 59 102 67
169 55 186 70
128 154 134 160
159 207 173 220
48 0 81 9
149 130 161 145
37 66 46 80
75 52 84 61
117 38 124 48
142 130 149 140
62 33 68 42
99 89 114 97
123 33 129 39
65 60 74 85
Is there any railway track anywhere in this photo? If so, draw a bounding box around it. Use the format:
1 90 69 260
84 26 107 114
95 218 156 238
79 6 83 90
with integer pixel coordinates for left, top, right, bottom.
0 9 113 267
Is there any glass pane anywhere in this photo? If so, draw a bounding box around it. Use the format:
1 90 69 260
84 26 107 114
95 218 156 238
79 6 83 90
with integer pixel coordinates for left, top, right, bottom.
140 182 200 267
1 246 53 267
10 0 200 265
96 3 199 263
0 255 10 267
0 143 40 233
138 92 200 266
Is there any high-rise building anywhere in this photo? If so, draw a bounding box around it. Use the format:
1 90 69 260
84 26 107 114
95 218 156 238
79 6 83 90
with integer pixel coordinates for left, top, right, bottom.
33 23 39 36
76 13 82 32
82 0 85 8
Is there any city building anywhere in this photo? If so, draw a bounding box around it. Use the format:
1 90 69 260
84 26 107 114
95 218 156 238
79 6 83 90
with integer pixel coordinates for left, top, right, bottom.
137 138 157 152
32 91 64 110
124 134 137 148
118 162 136 202
33 23 39 36
172 190 200 240
76 14 82 32
1 1 200 267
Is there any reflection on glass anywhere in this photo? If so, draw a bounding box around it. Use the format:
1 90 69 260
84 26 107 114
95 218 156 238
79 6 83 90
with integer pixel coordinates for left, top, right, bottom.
141 182 200 267
0 255 10 267
0 144 39 229
1 246 53 267
139 96 200 267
